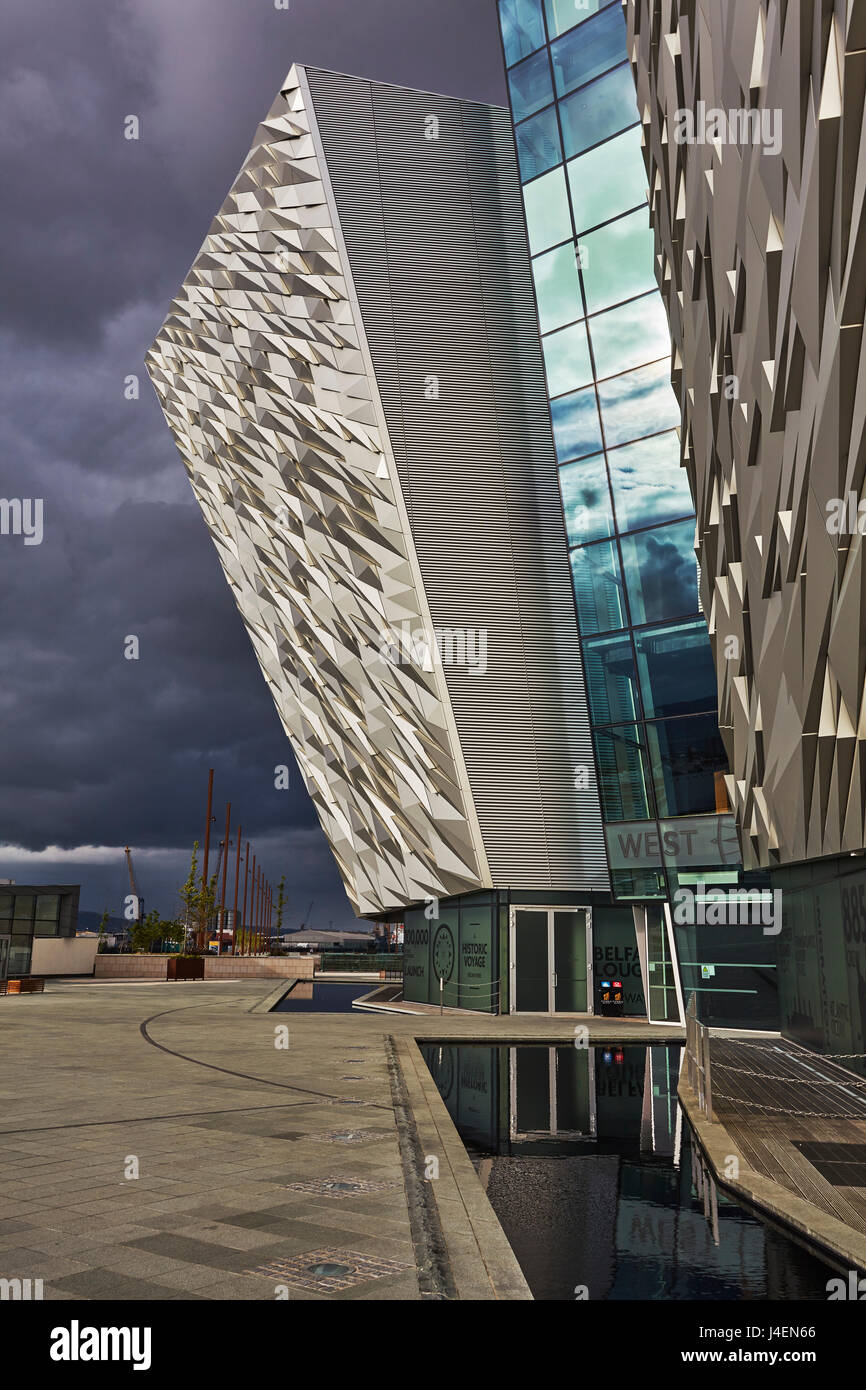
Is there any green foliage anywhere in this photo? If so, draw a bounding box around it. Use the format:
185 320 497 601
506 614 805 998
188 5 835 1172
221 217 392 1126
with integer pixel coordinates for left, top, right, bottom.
129 909 183 955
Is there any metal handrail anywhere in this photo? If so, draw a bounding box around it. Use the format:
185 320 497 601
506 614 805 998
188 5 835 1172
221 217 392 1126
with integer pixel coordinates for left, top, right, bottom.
685 992 713 1121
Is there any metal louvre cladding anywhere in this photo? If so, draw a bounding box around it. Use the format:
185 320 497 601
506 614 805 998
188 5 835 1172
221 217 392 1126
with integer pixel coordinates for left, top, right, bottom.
148 63 609 917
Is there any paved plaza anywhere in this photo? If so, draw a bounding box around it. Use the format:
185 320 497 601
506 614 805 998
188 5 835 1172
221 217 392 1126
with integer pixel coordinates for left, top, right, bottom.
0 980 680 1301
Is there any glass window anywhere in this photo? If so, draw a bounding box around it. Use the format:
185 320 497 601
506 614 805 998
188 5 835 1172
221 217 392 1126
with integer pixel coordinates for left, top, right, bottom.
550 385 603 461
620 519 699 624
567 128 647 233
551 3 626 96
499 0 546 67
583 632 640 725
611 866 667 899
607 431 694 533
545 0 607 39
559 63 638 159
11 895 34 923
532 243 584 331
515 106 562 182
508 49 554 123
646 714 730 817
0 893 12 919
559 453 614 544
524 166 572 253
579 209 657 314
588 293 671 380
634 620 718 719
543 320 593 396
597 359 680 448
594 724 653 819
35 917 60 938
35 894 60 922
570 538 626 633
8 939 32 976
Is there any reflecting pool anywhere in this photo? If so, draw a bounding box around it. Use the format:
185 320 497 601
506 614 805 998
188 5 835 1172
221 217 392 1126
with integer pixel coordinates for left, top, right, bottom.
420 1043 836 1300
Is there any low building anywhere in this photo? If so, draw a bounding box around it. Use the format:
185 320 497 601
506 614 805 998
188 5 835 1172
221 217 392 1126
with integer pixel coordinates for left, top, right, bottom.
0 885 80 979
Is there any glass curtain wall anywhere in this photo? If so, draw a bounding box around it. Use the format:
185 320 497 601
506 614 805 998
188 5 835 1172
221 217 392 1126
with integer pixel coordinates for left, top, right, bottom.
497 0 740 903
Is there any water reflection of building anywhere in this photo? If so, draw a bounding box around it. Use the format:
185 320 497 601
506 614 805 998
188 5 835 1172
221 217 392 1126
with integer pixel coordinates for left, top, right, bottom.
421 1043 829 1299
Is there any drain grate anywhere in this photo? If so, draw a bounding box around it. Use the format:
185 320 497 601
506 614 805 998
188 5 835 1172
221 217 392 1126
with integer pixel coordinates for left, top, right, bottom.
282 1177 402 1199
245 1247 412 1292
310 1128 389 1145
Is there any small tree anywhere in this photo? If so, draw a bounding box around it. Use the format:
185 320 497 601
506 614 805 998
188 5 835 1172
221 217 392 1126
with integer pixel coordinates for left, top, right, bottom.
97 907 111 954
129 909 183 955
275 876 286 936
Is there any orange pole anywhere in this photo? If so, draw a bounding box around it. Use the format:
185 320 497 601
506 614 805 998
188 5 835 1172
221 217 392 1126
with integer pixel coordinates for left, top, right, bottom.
232 823 242 955
200 768 214 950
218 801 231 956
241 843 250 955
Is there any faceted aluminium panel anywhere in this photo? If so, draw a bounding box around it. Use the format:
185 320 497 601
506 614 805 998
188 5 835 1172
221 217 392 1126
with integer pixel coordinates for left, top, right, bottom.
147 66 489 915
627 0 866 868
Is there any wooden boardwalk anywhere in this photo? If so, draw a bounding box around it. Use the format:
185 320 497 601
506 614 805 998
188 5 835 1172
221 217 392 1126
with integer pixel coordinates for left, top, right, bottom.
708 1035 866 1237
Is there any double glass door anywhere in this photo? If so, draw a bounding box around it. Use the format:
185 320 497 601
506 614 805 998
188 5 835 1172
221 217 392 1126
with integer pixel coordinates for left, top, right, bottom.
510 907 591 1013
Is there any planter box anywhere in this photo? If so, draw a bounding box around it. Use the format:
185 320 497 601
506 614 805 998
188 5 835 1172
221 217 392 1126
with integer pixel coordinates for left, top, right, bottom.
4 977 45 994
167 957 204 981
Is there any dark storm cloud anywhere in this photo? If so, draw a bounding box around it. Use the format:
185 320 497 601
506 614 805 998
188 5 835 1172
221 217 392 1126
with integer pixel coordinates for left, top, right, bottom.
0 0 506 921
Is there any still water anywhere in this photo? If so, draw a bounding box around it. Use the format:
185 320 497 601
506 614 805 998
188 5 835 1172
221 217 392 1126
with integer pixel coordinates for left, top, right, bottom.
274 981 373 1012
420 1042 836 1300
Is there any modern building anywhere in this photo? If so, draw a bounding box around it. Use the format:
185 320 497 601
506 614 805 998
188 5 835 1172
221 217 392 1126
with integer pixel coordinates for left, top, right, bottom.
148 48 776 1024
627 0 866 1052
0 884 80 979
495 0 779 1025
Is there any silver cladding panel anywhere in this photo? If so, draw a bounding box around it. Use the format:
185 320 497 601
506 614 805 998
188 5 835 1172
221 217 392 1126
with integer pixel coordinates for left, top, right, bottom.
305 67 609 891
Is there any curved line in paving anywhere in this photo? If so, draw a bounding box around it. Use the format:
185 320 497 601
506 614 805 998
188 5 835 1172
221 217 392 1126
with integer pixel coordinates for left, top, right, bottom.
139 1003 393 1112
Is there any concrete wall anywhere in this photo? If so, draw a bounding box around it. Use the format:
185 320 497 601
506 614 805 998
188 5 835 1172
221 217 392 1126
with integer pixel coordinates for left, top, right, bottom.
31 936 100 977
93 954 319 980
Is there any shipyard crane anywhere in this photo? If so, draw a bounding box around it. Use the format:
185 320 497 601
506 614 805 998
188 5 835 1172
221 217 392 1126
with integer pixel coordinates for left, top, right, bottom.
124 846 143 922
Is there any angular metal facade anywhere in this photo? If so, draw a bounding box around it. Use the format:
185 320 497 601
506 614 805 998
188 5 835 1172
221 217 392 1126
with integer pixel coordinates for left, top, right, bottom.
147 64 609 916
627 0 866 869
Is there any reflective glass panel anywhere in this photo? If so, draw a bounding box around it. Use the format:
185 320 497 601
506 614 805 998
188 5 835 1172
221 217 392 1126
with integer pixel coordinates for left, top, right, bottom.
588 293 672 380
596 359 680 447
594 724 653 819
515 105 562 181
545 0 606 38
620 519 699 624
508 49 554 123
583 632 640 725
570 539 626 633
551 4 626 96
559 452 615 544
499 0 546 67
559 63 638 159
532 243 584 331
634 620 718 719
607 432 694 532
524 166 572 253
550 385 603 461
567 128 648 233
543 320 593 396
646 714 730 817
580 209 657 314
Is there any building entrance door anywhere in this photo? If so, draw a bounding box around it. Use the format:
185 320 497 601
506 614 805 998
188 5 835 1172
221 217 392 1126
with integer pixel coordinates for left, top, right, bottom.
510 907 592 1013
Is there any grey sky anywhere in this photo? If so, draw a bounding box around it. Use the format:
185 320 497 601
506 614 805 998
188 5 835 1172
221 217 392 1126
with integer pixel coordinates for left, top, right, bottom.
0 0 506 926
